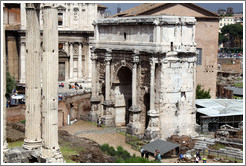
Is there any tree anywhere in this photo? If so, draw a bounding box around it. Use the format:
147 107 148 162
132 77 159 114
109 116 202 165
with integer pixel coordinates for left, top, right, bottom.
196 84 211 99
220 24 243 48
6 72 16 99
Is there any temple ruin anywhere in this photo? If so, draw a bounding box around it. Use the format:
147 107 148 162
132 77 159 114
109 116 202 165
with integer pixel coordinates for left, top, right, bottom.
89 16 198 140
3 3 64 163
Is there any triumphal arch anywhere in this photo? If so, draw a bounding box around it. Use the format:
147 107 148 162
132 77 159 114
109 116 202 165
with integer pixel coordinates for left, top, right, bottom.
89 16 197 140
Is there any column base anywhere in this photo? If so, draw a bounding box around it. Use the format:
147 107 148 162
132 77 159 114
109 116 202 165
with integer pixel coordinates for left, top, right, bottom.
103 100 114 107
3 141 8 153
144 127 160 141
40 148 64 163
90 97 101 103
126 122 141 136
101 115 115 127
88 111 98 123
23 139 42 151
129 106 141 113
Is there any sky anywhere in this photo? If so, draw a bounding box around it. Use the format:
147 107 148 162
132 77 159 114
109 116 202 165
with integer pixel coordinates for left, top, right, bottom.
100 2 244 15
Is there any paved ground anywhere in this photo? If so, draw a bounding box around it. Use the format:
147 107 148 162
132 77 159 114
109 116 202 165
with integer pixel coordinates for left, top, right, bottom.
60 120 221 163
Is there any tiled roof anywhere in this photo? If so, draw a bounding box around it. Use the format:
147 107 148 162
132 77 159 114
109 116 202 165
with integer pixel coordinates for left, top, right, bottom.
98 4 107 9
112 3 219 18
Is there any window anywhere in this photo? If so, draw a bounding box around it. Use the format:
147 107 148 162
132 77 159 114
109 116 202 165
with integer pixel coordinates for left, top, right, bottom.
220 23 222 26
224 23 226 26
58 13 63 26
196 48 202 65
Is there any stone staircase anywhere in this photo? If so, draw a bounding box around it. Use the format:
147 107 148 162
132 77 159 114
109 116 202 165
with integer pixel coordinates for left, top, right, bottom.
218 147 243 160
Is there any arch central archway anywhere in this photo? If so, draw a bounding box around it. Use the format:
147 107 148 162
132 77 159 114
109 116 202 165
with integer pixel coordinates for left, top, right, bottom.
113 66 132 127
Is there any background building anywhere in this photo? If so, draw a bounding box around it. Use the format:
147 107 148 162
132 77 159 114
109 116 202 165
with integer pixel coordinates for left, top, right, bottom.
112 3 220 98
4 3 106 88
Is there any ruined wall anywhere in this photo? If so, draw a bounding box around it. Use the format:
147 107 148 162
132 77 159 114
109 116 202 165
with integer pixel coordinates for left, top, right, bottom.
218 58 243 73
6 105 25 122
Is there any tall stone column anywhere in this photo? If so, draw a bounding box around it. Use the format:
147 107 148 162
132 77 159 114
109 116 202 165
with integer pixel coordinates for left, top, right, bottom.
127 52 141 136
41 3 64 163
19 41 26 83
3 25 9 158
23 4 42 150
69 43 74 80
20 3 26 30
144 57 160 140
89 49 100 122
101 50 114 126
78 43 82 79
88 45 92 81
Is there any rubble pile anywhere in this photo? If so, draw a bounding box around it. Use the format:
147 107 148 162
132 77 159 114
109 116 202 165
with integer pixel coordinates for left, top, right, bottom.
167 135 196 154
6 122 25 142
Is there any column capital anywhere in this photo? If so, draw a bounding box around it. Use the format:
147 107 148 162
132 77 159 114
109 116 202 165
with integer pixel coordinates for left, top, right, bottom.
91 53 98 60
69 42 74 46
150 57 158 65
105 51 112 62
132 55 139 64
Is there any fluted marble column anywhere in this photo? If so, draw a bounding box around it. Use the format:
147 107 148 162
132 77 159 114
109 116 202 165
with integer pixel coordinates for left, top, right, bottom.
78 43 82 79
41 3 64 163
23 4 42 150
19 41 26 83
69 43 74 80
3 25 9 156
127 52 141 136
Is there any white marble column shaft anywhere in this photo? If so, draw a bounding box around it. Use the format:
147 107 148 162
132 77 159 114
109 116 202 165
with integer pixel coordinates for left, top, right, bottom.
20 42 26 83
105 52 112 101
41 4 63 162
132 55 139 107
91 51 98 98
69 43 73 79
150 59 156 110
23 4 42 150
78 43 82 79
3 25 8 154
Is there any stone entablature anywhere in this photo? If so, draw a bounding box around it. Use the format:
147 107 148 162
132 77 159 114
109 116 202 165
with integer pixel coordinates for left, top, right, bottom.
92 16 196 54
90 16 198 140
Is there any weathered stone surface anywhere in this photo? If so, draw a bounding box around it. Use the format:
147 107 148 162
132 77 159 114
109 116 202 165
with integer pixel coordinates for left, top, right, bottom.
90 15 197 140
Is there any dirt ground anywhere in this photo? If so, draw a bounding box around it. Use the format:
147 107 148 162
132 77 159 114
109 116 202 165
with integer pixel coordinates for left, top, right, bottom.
60 120 222 163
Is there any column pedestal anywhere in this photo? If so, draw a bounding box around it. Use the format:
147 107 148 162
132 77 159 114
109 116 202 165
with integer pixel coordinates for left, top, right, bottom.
89 97 101 122
144 109 160 140
101 100 115 127
126 106 141 136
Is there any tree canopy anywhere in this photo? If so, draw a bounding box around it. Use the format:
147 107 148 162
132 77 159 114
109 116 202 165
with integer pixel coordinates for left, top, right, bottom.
221 24 243 39
196 84 211 99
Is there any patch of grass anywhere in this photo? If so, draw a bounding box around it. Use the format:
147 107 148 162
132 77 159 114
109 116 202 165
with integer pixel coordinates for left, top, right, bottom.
60 141 84 163
209 143 226 150
8 140 23 148
234 83 243 87
19 120 26 124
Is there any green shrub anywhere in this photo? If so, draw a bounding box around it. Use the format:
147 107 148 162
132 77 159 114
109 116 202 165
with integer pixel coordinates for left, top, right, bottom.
116 156 158 163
